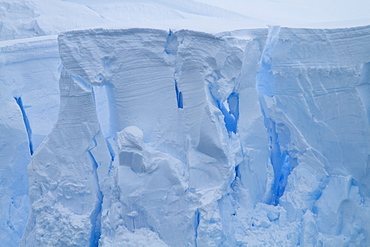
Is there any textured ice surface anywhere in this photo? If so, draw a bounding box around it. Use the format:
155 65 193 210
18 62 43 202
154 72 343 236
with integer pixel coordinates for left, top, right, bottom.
1 1 370 240
0 36 60 246
3 26 366 246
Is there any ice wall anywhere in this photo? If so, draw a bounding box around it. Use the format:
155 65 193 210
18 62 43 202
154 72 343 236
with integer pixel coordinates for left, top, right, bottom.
0 36 60 247
252 25 370 245
16 25 370 246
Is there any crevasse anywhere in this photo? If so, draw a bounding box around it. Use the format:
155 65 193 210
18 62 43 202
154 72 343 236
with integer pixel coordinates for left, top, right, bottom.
14 97 34 155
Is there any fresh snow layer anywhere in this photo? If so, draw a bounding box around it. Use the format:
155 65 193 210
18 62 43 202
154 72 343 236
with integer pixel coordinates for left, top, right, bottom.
1 0 370 41
1 25 366 246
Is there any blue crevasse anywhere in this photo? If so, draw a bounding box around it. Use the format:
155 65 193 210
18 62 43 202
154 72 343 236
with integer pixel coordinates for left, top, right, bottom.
209 89 239 133
175 80 183 109
164 29 178 55
259 97 296 205
14 97 33 155
194 209 200 247
88 149 103 247
256 26 296 205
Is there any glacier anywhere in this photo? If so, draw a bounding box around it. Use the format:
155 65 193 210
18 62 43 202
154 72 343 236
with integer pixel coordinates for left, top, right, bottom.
1 23 370 246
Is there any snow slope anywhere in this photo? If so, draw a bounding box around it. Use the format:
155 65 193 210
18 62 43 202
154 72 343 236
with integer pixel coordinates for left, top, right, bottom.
2 0 370 42
0 0 264 41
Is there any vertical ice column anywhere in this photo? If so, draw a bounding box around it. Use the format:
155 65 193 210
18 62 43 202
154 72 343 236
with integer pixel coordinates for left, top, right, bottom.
0 36 60 247
0 100 31 247
20 69 110 246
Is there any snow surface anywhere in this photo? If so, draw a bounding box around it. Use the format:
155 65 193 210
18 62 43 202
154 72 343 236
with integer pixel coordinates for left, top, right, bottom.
1 0 370 246
2 0 370 42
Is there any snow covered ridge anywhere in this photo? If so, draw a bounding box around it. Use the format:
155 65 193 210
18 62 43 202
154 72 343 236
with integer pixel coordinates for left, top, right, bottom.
2 25 370 246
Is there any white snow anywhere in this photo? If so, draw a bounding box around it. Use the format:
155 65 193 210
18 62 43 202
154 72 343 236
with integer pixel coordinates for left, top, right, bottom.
2 0 370 42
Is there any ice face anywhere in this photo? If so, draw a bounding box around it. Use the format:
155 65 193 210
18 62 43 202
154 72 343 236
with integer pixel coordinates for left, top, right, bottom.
0 36 60 247
1 25 370 246
19 68 111 246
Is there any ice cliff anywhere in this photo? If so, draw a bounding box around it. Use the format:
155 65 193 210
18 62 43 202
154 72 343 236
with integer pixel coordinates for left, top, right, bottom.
2 25 370 246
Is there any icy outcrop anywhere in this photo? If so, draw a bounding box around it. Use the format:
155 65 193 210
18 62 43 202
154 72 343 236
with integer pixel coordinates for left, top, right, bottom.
0 36 60 247
252 25 370 245
20 67 111 246
3 25 369 246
